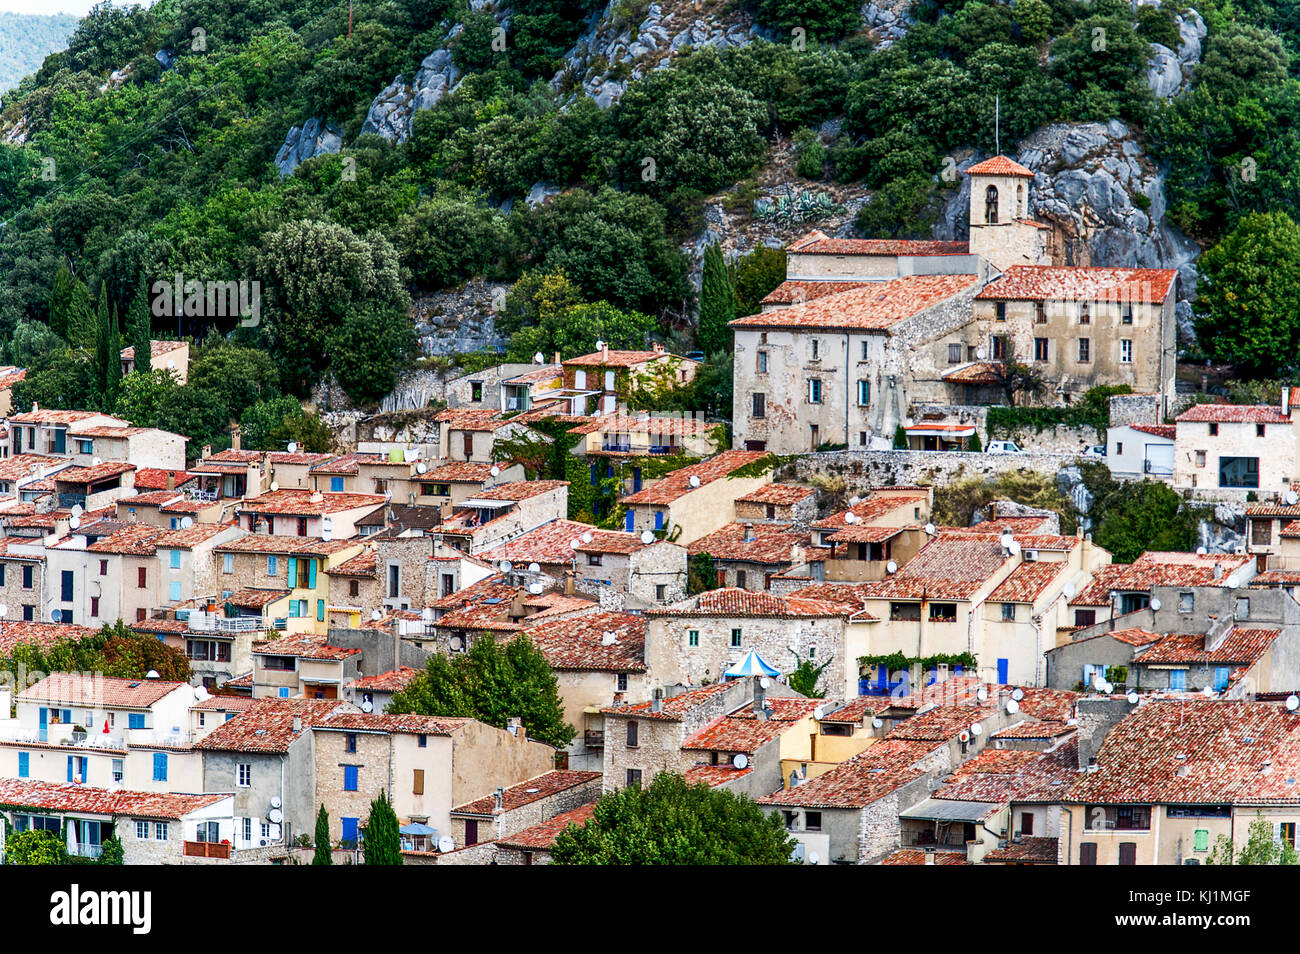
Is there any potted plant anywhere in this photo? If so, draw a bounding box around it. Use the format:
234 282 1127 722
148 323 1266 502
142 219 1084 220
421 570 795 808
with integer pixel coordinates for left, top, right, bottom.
71 725 87 743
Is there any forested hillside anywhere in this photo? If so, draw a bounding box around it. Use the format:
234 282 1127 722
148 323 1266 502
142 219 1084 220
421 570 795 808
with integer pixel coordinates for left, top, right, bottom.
1 0 1298 450
0 12 79 92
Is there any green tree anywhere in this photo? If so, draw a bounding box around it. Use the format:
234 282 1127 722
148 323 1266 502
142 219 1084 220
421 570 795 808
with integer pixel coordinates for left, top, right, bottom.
1195 211 1300 377
389 634 575 748
688 552 718 595
48 263 94 346
114 368 180 428
551 772 796 864
787 654 831 697
127 285 152 374
187 342 280 422
313 805 333 865
97 828 125 865
1208 812 1299 864
362 790 403 866
507 299 656 363
697 244 737 358
893 425 908 449
967 429 982 453
1093 481 1202 563
97 621 193 681
5 829 69 865
755 0 862 39
92 283 123 410
328 302 415 405
729 245 786 318
1015 0 1052 45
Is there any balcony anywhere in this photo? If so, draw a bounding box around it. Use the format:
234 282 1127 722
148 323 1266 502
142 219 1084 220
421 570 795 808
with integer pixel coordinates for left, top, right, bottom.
188 611 268 634
601 442 633 454
190 488 219 503
57 492 87 509
183 841 231 859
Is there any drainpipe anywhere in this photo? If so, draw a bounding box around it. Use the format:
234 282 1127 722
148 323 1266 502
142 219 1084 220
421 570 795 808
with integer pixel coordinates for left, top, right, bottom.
844 333 851 447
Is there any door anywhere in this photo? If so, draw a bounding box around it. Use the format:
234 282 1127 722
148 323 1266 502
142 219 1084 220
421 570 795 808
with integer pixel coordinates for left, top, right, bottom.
463 433 474 458
61 570 74 602
809 425 820 451
624 510 635 532
1145 442 1173 477
465 819 478 846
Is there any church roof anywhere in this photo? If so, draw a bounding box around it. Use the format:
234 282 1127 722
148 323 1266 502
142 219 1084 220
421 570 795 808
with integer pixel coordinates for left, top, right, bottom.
966 155 1035 177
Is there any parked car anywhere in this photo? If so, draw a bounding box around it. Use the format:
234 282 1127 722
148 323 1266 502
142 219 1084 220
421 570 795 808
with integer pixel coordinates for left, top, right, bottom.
1081 445 1107 458
986 440 1022 454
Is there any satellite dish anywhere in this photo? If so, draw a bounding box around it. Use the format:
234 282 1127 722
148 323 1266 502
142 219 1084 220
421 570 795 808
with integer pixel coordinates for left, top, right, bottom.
268 808 284 825
640 530 655 545
438 836 455 853
1202 685 1214 698
1196 546 1208 556
490 465 500 477
416 462 428 475
813 706 825 720
760 676 771 690
370 610 382 621
146 670 160 679
50 609 62 623
91 456 102 466
1011 687 1024 701
1288 695 1300 712
533 352 545 364
1127 691 1139 705
1150 597 1161 611
595 339 606 352
582 532 594 544
69 516 80 529
570 538 582 551
732 753 749 770
1226 573 1240 589
528 582 544 595
970 722 983 736
1000 532 1013 549
1007 541 1021 556
181 516 194 529
976 687 989 702
885 560 898 574
269 481 279 492
71 504 84 518
871 717 884 729
689 475 701 488
500 560 513 572
924 523 936 535
601 631 618 646
975 347 986 360
1006 699 1020 714
287 442 298 454
1063 582 1076 599
1288 490 1299 506
807 851 820 865
360 700 373 713
844 512 857 524
848 496 861 506
270 796 282 809
527 562 541 573
421 608 434 622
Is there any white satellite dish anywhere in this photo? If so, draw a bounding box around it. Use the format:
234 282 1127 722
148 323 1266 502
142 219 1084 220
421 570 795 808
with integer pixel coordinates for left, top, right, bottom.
268 808 284 825
581 532 594 544
885 560 898 574
500 560 513 572
533 352 545 364
270 796 282 809
1007 540 1021 556
370 610 382 621
871 717 884 729
71 504 84 518
1006 699 1020 714
640 531 655 545
807 852 820 865
422 608 434 622
1196 546 1208 556
759 676 771 690
269 481 279 492
490 465 500 477
528 582 544 595
181 516 194 529
924 523 936 535
813 706 825 721
91 456 102 466
570 538 582 551
287 442 298 454
416 462 428 474
1203 685 1214 697
999 532 1013 548
527 562 541 573
1063 582 1076 599
1288 490 1299 506
732 753 749 770
601 631 618 646
1127 691 1139 705
970 722 983 736
1150 597 1161 611
146 670 160 679
594 339 606 351
360 700 373 713
975 347 986 360
844 512 857 524
438 836 455 853
1011 688 1024 701
69 516 80 529
976 687 989 702
1226 573 1240 589
1288 695 1300 712
688 475 701 488
50 610 62 623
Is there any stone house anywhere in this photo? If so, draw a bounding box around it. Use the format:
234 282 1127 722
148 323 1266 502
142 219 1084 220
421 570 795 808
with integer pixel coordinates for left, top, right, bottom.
66 420 188 471
262 451 337 491
120 339 190 383
733 484 819 525
568 412 721 467
4 409 126 457
234 489 386 538
1106 423 1175 480
188 449 266 502
0 366 25 418
435 480 569 554
432 407 537 463
45 523 167 627
342 666 423 714
250 634 362 700
413 460 525 511
212 535 364 636
446 362 552 411
50 461 136 511
1065 552 1255 630
448 769 601 850
491 802 595 865
561 346 698 417
0 454 69 501
687 522 815 592
619 449 773 546
0 535 45 622
0 779 233 864
1173 400 1298 494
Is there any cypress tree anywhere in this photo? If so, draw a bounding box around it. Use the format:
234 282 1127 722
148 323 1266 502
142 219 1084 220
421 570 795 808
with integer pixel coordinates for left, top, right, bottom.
697 243 737 358
104 310 123 411
362 790 402 866
313 805 333 865
127 285 152 374
49 264 95 347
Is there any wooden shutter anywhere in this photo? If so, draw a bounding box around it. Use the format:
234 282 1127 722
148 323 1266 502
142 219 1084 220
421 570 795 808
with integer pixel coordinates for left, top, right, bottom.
413 769 424 795
1080 842 1097 865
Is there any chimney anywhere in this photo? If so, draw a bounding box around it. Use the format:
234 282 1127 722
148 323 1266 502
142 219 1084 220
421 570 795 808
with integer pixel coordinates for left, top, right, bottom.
743 522 756 543
563 569 575 596
651 688 663 713
166 471 175 492
553 351 560 365
202 444 212 459
1214 562 1224 581
493 786 505 812
652 343 664 354
292 716 302 733
230 422 241 452
923 847 936 865
753 677 767 718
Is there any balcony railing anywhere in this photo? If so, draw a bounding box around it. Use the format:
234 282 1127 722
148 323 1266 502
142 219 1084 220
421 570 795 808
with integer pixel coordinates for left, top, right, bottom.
188 612 268 634
190 488 219 503
183 841 231 859
601 442 632 453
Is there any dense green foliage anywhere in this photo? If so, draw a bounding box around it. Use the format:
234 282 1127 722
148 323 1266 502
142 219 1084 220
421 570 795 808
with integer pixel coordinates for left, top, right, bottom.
97 828 125 865
0 619 191 684
550 772 796 865
0 12 78 92
313 805 333 864
4 829 69 865
1091 478 1206 563
362 790 402 865
1208 811 1300 864
388 633 574 747
986 385 1132 440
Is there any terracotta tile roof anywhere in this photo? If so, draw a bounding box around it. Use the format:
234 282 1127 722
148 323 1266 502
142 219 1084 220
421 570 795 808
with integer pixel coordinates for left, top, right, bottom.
682 764 754 787
54 461 134 483
648 587 852 619
687 523 810 564
0 778 227 820
965 155 1035 177
223 672 253 690
858 531 1012 601
1128 424 1176 440
758 739 939 808
735 484 816 506
760 280 869 305
237 489 386 516
154 521 235 548
130 618 190 635
787 229 970 256
0 366 26 390
453 771 601 816
880 848 969 865
20 673 186 709
205 450 263 464
496 803 596 850
937 739 1079 804
121 339 186 361
327 550 377 576
311 711 470 736
888 703 998 742
1278 520 1300 538
0 620 97 656
941 361 1002 385
117 490 187 508
683 698 821 753
84 524 166 555
429 573 513 610
477 519 647 566
812 491 928 530
1247 500 1300 518
976 265 1176 303
307 452 388 476
503 364 564 385
991 721 1076 740
265 451 336 466
159 498 207 514
620 450 769 506
784 583 878 618
225 587 290 609
251 635 360 661
0 454 66 480
1250 569 1300 586
567 412 715 438
988 561 1069 603
6 409 103 425
0 534 45 558
422 461 497 482
1177 404 1292 424
194 699 344 753
824 523 908 545
523 612 646 673
983 836 1059 863
193 695 257 712
346 666 423 693
731 275 978 332
564 349 691 368
69 425 147 438
1069 553 1252 606
603 680 734 721
1066 700 1300 805
468 480 567 502
1134 627 1280 666
1014 687 1080 723
431 408 515 431
214 535 356 556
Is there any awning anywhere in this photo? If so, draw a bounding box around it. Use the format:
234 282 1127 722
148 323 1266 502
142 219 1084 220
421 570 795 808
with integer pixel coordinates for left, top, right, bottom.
725 649 780 678
400 823 437 836
900 798 1001 823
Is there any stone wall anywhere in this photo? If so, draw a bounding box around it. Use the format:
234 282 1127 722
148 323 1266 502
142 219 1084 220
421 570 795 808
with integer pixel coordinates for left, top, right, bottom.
783 448 1079 490
1109 393 1161 428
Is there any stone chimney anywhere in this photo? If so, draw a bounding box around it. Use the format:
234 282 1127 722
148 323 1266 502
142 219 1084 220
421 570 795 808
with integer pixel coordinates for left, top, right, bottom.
202 444 212 459
923 847 936 865
292 716 302 733
1214 562 1224 581
562 569 575 596
166 471 175 492
743 523 756 543
230 422 241 452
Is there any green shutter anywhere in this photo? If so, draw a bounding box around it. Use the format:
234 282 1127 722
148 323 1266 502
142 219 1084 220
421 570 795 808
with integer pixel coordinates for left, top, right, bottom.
317 599 325 622
287 558 298 588
308 558 317 589
1194 829 1209 851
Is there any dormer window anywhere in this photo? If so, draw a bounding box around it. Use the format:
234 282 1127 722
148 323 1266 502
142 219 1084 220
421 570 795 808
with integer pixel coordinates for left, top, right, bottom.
985 185 999 224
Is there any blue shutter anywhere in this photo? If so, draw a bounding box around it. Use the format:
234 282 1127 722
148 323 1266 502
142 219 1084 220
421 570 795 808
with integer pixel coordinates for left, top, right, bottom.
654 511 664 530
341 817 358 845
129 713 145 730
169 549 180 569
308 558 317 589
67 755 74 782
1215 667 1230 691
624 510 634 532
62 709 71 725
330 477 344 492
268 555 277 576
288 558 298 588
169 581 182 601
278 687 290 698
153 752 168 782
317 599 325 622
344 765 358 791
996 659 1009 684
17 753 28 778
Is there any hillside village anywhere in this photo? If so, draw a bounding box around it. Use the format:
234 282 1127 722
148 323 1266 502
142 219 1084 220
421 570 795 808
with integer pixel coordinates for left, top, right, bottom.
0 155 1296 869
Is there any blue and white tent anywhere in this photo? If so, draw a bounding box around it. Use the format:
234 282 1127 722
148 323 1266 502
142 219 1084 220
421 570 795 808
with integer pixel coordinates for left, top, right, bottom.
724 650 780 679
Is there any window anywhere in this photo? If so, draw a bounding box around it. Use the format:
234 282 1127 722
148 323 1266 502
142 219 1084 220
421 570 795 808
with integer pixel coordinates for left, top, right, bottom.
857 380 870 406
736 570 746 589
112 759 123 783
1118 842 1137 865
626 721 639 748
345 733 357 753
890 602 922 622
413 769 425 795
617 673 628 692
1120 339 1132 364
929 603 957 622
1236 596 1251 618
805 811 822 832
343 765 359 791
1079 302 1090 324
136 821 148 840
237 763 252 787
268 555 278 576
731 628 742 647
1258 423 1267 437
470 381 483 402
61 570 74 602
688 629 699 647
1170 669 1187 691
995 302 1006 322
1179 592 1194 614
1033 338 1048 362
1021 812 1034 835
330 476 345 492
807 379 822 404
586 552 603 566
156 822 169 842
1078 338 1090 363
1122 304 1133 324
169 549 181 569
22 565 32 589
810 339 819 360
757 351 768 373
1208 423 1219 436
656 584 666 600
17 752 28 778
1252 519 1273 546
626 769 643 787
1281 822 1296 848
1116 442 1123 454
138 566 147 588
984 184 998 224
1195 450 1206 468
991 335 1007 359
1001 603 1016 622
948 343 962 364
90 596 99 617
152 752 168 782
128 713 145 730
1219 456 1260 489
99 559 108 576
1035 302 1047 324
860 340 869 360
417 734 427 748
